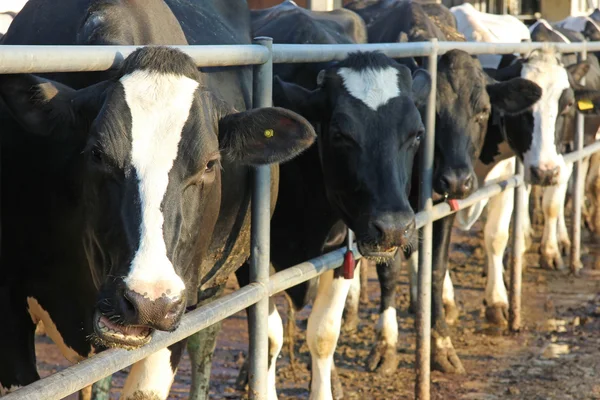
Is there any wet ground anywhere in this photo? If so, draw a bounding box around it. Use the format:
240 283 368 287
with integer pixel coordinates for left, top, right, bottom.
38 213 600 400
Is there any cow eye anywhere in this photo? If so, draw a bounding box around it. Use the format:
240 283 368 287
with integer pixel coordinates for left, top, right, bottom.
561 101 574 115
91 146 103 164
332 130 354 145
475 111 488 123
414 129 424 145
205 159 218 173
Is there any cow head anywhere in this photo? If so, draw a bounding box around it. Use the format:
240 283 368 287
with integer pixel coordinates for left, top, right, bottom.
0 47 315 348
274 52 430 260
433 50 542 199
498 48 600 185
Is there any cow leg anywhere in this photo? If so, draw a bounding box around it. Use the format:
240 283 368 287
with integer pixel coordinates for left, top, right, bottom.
483 187 513 326
366 256 400 375
540 163 572 271
522 184 534 251
431 214 465 374
359 258 370 305
267 299 284 400
308 263 360 400
585 153 600 235
408 250 457 324
122 341 185 400
342 258 362 333
0 290 39 395
531 184 544 226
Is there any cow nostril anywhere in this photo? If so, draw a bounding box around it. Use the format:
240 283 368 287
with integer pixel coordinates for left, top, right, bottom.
463 175 473 192
371 220 386 241
120 292 137 318
165 296 184 319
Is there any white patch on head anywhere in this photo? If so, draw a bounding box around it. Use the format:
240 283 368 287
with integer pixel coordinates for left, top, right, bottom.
122 348 175 399
0 384 22 396
121 70 198 301
27 297 94 363
520 50 570 182
337 66 400 110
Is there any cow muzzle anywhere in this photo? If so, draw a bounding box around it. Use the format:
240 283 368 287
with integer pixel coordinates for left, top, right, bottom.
529 165 560 186
357 212 417 262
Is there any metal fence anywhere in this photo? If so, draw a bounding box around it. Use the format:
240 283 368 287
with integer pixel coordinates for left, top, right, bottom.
3 38 600 400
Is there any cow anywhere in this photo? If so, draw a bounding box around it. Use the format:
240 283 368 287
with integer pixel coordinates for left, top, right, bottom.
225 2 433 399
0 0 317 398
451 2 531 69
530 19 600 241
343 0 544 375
424 9 600 373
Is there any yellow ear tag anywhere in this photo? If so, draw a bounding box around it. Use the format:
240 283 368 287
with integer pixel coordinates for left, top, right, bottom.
264 129 274 138
578 99 594 111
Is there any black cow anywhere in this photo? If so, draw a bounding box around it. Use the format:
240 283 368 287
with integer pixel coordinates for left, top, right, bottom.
344 0 543 375
227 2 432 399
0 0 316 398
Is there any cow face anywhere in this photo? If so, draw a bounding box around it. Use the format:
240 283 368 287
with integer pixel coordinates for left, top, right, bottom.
500 49 599 185
274 52 430 260
433 50 542 199
0 47 315 348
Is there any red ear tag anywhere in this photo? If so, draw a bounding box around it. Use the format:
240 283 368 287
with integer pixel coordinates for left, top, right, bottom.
343 250 356 280
448 199 460 212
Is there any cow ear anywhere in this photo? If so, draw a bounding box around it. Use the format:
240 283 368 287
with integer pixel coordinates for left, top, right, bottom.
411 69 431 109
575 89 600 114
219 107 316 165
567 62 590 85
272 75 326 121
487 77 542 115
0 74 77 136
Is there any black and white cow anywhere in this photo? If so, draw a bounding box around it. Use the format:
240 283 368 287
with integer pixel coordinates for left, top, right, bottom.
344 0 543 375
227 3 432 399
0 0 316 398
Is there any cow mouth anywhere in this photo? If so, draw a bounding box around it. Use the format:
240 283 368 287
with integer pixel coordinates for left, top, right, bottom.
92 312 153 350
357 242 398 261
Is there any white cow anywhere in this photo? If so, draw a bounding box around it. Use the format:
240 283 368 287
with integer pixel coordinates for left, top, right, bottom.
451 3 531 69
0 0 28 36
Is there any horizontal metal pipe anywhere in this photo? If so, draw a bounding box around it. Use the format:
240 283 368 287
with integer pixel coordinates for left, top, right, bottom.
3 41 600 74
0 45 270 73
564 140 600 164
3 283 268 400
415 175 523 229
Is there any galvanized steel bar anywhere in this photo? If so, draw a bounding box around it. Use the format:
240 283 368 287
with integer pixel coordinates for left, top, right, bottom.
248 37 273 400
0 45 270 73
564 139 600 163
416 38 438 400
3 283 268 400
571 43 587 275
509 159 526 331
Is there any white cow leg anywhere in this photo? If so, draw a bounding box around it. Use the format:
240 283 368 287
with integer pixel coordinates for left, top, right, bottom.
307 263 358 400
442 268 458 325
540 175 571 271
267 299 283 400
122 347 177 400
483 187 513 326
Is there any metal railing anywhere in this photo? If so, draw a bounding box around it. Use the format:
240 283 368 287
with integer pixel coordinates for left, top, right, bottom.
2 38 600 400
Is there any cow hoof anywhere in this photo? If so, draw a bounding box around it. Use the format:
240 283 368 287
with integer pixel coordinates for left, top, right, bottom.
444 302 459 325
432 335 465 374
366 340 398 375
331 365 344 400
559 239 571 257
540 252 565 271
235 358 249 390
485 304 508 326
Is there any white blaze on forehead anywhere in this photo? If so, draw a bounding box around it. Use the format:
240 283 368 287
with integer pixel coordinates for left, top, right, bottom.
337 66 400 110
121 70 198 301
520 53 570 180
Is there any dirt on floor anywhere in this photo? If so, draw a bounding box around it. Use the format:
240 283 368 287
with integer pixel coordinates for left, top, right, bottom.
37 214 600 400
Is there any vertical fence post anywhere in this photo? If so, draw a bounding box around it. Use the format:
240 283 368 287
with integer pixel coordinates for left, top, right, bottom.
571 42 586 275
509 160 525 331
416 39 438 400
248 36 273 400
